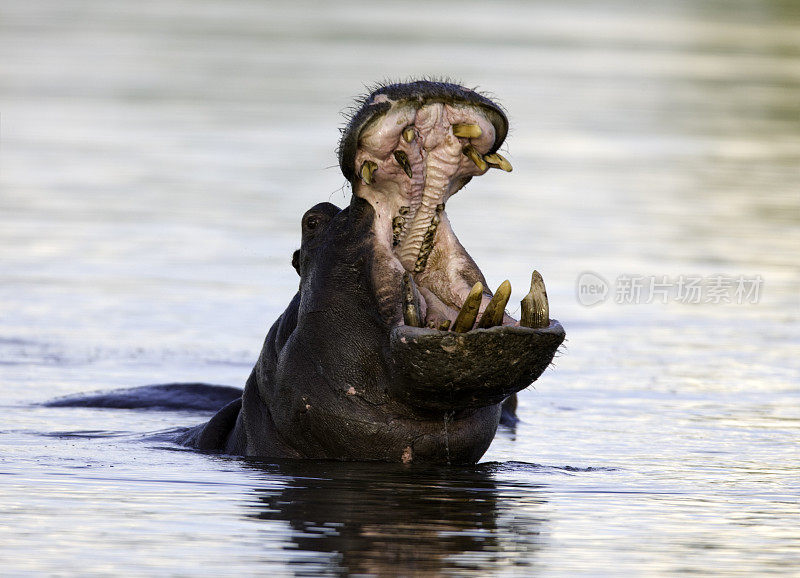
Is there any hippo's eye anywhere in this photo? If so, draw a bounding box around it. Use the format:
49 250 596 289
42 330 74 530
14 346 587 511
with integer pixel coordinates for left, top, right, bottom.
304 216 320 231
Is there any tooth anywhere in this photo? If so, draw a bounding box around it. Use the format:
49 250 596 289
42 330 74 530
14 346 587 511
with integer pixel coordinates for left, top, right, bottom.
477 280 512 329
452 282 484 333
392 215 404 246
360 160 378 185
393 150 413 178
452 123 482 139
438 319 451 331
402 126 416 142
463 145 488 171
484 153 513 172
521 270 549 328
402 272 422 327
413 209 442 274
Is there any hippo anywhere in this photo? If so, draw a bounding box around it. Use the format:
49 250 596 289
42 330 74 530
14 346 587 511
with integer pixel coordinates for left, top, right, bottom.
174 80 566 463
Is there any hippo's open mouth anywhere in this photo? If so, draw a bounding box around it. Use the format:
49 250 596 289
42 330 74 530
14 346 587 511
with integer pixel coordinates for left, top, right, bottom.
339 81 565 410
165 80 568 463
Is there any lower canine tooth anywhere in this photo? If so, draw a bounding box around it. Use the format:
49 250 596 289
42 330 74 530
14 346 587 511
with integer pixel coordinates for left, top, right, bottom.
402 272 422 327
477 280 511 328
520 270 549 328
463 145 488 171
452 282 484 333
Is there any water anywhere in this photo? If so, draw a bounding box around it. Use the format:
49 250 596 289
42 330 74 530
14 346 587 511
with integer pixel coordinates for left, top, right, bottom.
1 0 799 574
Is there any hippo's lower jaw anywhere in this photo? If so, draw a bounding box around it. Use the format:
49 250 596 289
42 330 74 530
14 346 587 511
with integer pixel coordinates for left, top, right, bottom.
345 81 566 412
389 322 565 412
388 259 565 413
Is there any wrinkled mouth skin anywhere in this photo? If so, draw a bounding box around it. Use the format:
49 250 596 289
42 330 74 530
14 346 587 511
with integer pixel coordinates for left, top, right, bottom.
339 81 565 411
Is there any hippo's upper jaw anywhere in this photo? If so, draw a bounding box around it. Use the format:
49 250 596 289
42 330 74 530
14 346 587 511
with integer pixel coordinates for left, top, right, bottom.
339 81 565 413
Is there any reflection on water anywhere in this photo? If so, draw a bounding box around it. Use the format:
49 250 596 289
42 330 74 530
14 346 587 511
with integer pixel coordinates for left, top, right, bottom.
0 0 798 575
245 460 546 575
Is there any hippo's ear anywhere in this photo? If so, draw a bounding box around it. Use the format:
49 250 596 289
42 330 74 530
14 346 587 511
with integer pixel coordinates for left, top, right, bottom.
292 250 300 275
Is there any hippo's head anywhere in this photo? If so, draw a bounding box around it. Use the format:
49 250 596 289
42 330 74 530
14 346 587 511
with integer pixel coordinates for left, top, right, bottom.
239 81 565 464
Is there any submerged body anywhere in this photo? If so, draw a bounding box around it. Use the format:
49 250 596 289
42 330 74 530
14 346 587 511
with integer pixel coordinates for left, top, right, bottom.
178 81 565 463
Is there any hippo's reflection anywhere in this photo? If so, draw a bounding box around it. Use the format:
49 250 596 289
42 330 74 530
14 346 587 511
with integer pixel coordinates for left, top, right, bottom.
242 459 548 575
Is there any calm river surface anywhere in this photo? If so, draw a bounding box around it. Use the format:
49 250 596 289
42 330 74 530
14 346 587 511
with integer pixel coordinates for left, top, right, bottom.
1 0 798 575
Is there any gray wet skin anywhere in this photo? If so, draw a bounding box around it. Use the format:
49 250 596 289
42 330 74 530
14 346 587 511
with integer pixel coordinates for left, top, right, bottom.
180 81 565 463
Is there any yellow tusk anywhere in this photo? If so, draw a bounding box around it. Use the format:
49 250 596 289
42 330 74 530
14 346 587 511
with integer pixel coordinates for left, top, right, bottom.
452 123 483 139
484 152 513 172
462 145 488 172
452 282 484 333
477 280 512 329
360 160 378 185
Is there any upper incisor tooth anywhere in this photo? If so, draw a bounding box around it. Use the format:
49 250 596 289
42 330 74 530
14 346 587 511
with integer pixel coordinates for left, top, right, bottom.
452 123 483 139
360 160 378 185
463 145 488 172
484 153 513 172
